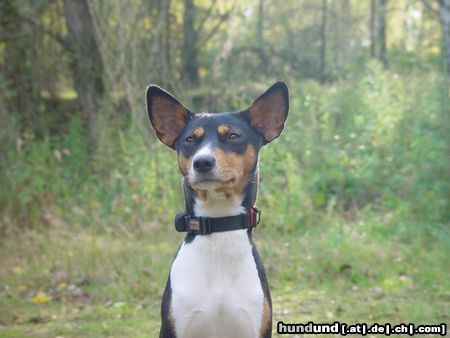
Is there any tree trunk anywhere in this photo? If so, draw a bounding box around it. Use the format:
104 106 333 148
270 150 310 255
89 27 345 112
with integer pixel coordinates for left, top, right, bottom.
63 0 104 147
258 0 266 69
378 0 388 67
370 0 377 58
440 0 450 77
182 0 199 86
0 0 37 124
319 0 327 84
164 0 172 88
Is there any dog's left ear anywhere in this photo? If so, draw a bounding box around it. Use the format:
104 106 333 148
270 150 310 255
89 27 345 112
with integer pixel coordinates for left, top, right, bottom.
146 85 193 149
246 81 289 144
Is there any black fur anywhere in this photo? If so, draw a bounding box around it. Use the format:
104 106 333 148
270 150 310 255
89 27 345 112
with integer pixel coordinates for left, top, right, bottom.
150 82 289 338
175 111 264 161
249 230 272 337
172 82 289 220
177 111 264 246
159 277 177 338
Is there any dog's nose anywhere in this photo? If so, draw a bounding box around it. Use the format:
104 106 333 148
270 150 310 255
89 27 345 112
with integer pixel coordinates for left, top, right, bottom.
193 155 216 173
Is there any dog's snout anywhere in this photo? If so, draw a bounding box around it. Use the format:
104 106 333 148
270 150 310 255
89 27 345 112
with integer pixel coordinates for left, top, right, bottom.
193 155 216 173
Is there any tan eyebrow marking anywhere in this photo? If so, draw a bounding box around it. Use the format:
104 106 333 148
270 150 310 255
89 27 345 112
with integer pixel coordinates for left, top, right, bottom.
193 127 204 138
218 124 230 136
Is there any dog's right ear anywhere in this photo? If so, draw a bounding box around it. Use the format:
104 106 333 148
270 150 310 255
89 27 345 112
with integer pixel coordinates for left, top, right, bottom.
146 85 193 149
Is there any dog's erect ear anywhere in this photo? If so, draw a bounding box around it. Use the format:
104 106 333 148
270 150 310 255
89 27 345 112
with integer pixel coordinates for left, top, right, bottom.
246 81 289 144
146 85 193 149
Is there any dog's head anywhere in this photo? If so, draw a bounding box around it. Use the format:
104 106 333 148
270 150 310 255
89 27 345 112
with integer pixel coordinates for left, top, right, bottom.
146 82 289 203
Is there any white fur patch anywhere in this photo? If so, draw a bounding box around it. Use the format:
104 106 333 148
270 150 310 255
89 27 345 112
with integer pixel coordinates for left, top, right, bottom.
193 143 214 160
170 197 264 338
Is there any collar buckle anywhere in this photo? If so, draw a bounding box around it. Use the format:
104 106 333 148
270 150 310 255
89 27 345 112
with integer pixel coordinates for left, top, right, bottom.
186 216 211 235
247 207 260 228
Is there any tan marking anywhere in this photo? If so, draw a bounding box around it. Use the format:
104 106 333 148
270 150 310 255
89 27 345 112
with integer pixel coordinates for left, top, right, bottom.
213 145 257 201
178 153 193 176
217 124 230 136
214 187 234 201
179 153 208 201
260 297 271 337
187 145 256 202
193 127 204 138
197 189 208 201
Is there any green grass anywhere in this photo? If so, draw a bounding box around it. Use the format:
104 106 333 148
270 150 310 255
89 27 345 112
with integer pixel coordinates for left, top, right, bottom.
1 213 448 337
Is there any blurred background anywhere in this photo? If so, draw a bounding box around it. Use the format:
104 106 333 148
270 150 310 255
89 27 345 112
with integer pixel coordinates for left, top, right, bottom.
0 0 449 336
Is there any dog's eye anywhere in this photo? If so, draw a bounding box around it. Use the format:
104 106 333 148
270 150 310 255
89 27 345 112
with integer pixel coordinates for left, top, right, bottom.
228 133 241 141
185 136 195 144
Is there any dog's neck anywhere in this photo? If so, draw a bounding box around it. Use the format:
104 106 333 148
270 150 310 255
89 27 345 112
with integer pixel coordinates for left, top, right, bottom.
194 196 245 218
183 171 259 218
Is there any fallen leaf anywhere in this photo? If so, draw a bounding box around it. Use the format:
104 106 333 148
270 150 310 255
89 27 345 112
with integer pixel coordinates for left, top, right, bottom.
32 292 52 305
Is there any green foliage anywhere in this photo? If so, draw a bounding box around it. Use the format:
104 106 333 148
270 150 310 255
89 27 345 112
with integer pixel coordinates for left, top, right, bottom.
260 62 449 233
1 118 87 227
0 116 184 232
1 63 448 236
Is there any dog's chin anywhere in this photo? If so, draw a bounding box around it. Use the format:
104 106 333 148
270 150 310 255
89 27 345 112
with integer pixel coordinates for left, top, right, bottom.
190 177 236 191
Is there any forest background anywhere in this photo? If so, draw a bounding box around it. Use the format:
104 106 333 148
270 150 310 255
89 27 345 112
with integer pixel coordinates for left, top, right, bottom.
0 0 449 336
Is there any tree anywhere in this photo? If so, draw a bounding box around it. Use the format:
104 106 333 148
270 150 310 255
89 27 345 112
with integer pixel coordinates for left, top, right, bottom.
439 0 450 77
63 0 104 147
319 0 328 83
370 0 377 58
0 0 37 125
378 0 388 67
162 0 173 88
258 0 267 69
182 0 199 87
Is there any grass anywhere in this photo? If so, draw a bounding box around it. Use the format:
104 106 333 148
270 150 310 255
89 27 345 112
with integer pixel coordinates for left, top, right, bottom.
1 212 448 337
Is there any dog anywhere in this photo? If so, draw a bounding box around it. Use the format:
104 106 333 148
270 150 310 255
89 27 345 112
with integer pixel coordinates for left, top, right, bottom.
146 82 289 338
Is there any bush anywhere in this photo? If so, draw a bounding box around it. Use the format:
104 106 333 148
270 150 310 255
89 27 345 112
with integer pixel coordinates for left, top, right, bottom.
1 63 449 237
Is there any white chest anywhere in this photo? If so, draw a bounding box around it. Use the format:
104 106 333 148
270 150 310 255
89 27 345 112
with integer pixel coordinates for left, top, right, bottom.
170 230 264 338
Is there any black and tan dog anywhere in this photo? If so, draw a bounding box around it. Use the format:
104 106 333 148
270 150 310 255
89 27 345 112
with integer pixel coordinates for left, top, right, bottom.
146 82 289 338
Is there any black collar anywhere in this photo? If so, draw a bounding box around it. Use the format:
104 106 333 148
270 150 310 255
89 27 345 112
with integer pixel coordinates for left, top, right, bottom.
174 207 261 235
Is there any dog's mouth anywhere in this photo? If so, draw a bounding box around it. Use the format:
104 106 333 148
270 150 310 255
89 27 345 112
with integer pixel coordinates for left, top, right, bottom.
190 176 236 189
